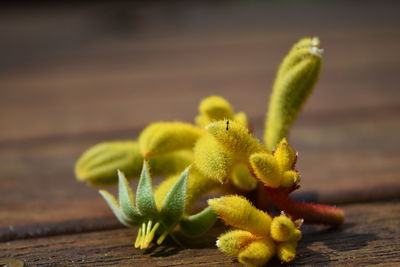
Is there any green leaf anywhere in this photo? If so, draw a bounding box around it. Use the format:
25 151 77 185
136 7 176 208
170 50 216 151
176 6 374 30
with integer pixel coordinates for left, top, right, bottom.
160 167 190 230
135 161 157 216
99 190 138 227
179 206 217 236
117 170 142 221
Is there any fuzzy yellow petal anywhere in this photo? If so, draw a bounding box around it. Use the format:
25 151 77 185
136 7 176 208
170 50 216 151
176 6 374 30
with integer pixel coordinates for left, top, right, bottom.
270 214 297 243
238 238 276 267
273 138 297 172
193 133 234 183
75 141 143 185
231 163 258 191
208 195 271 236
276 241 298 263
154 167 218 212
206 120 264 161
139 122 204 157
249 153 281 188
216 230 256 256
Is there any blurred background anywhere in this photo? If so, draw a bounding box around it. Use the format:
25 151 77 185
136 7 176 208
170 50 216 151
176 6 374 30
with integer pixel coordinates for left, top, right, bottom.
1 1 400 229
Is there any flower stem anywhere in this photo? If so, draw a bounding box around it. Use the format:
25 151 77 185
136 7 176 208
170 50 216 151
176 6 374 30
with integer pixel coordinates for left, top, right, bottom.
264 187 344 226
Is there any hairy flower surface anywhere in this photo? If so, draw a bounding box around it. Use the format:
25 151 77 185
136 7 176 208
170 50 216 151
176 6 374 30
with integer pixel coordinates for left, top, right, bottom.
209 195 302 266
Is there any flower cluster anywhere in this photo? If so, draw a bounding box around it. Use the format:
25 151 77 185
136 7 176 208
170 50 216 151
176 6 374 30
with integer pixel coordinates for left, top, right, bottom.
209 195 302 267
74 37 345 266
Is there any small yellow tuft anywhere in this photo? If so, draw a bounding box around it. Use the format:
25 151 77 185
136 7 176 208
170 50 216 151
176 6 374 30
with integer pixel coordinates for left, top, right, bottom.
139 122 204 157
238 238 276 267
208 195 272 236
249 153 281 188
270 214 297 243
206 120 264 161
216 230 256 256
193 134 234 183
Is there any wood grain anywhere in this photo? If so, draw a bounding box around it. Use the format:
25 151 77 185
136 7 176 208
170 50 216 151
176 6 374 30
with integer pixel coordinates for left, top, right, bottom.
1 201 399 266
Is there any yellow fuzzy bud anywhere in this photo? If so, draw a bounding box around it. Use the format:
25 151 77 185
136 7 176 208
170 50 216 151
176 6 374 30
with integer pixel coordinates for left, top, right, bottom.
270 214 297 243
139 122 204 157
199 95 234 121
231 163 258 191
265 37 322 151
238 239 276 267
206 120 264 161
216 230 256 256
276 241 297 263
154 167 218 213
274 138 297 171
249 153 281 188
75 141 143 185
208 195 272 237
193 134 234 183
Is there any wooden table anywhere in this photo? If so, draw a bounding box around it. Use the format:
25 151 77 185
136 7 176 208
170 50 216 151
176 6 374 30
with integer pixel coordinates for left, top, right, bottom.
1 2 399 266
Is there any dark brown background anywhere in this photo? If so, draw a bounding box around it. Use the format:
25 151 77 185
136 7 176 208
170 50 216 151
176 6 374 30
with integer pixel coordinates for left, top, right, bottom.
1 1 399 266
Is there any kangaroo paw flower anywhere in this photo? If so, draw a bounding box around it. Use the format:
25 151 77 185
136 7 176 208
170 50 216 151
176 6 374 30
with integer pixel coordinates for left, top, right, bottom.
210 195 302 266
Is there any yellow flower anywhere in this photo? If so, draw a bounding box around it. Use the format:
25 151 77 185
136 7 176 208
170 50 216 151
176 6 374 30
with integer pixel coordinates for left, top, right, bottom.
208 195 302 266
250 138 300 188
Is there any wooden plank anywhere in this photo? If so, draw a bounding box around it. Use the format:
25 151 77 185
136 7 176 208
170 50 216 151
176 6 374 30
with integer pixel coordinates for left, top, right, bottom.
1 201 399 266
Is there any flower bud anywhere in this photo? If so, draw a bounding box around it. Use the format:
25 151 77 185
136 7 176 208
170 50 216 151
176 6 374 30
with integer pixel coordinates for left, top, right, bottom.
75 141 143 185
139 122 204 157
265 37 322 151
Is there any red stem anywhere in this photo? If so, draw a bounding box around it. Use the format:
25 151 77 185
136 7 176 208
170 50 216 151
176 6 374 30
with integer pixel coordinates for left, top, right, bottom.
264 187 345 226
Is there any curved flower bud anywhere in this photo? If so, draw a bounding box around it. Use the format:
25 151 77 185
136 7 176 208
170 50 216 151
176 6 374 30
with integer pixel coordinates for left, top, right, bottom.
75 141 143 185
238 239 276 267
265 37 322 151
139 122 204 157
208 195 272 237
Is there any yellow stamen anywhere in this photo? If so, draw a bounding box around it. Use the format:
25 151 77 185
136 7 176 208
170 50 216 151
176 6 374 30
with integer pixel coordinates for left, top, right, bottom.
134 226 142 248
140 223 147 249
145 222 160 245
156 231 169 245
